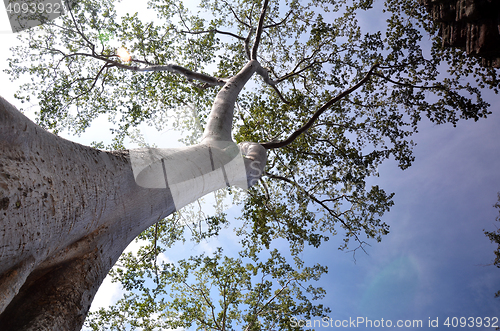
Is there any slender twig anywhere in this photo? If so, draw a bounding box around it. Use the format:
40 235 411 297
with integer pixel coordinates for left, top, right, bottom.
183 282 222 330
263 10 293 29
374 72 445 90
260 178 270 200
265 172 368 253
221 0 251 28
244 278 295 331
260 63 379 149
58 62 111 112
255 278 294 316
172 1 191 31
153 222 159 285
221 277 228 331
271 85 291 104
246 2 256 27
276 42 332 82
277 61 318 83
66 2 95 55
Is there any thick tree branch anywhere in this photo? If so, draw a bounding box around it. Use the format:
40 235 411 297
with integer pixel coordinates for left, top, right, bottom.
255 64 277 85
180 28 245 41
201 60 260 142
260 63 379 149
51 49 228 87
244 27 255 60
0 96 267 328
111 59 227 87
251 0 270 60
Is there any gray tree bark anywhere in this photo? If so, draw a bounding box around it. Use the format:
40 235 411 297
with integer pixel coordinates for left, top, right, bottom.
0 60 267 330
418 0 500 67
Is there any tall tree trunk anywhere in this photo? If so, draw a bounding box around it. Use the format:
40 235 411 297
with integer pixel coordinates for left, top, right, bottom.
0 60 267 330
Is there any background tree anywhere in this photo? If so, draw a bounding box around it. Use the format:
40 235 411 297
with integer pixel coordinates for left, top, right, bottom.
418 0 500 68
485 193 500 299
2 0 499 329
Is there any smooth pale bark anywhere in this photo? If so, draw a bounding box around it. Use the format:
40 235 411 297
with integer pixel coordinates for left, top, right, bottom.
0 60 266 330
202 60 260 142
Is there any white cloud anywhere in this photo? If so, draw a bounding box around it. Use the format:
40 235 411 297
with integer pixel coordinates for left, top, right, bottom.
90 273 124 312
89 238 151 312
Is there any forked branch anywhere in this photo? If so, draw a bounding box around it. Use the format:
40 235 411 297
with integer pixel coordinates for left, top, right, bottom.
221 0 251 28
260 63 380 149
255 64 290 104
263 10 293 29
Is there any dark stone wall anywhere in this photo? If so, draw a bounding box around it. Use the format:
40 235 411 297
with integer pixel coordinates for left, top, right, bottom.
418 0 500 67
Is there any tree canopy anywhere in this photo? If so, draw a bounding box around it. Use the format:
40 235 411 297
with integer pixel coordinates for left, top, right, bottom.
5 0 499 329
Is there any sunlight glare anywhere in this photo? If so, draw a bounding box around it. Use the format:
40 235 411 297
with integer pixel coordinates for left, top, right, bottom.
117 47 131 62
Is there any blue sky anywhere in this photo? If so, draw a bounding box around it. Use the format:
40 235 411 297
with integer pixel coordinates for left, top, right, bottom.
1 2 500 330
310 108 500 329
